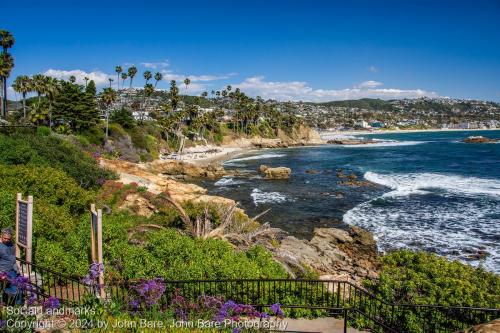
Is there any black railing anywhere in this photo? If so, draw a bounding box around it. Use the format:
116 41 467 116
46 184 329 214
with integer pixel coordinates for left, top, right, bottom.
12 261 500 332
16 258 92 305
0 125 36 134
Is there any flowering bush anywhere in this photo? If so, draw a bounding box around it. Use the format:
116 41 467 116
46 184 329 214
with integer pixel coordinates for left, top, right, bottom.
129 278 167 310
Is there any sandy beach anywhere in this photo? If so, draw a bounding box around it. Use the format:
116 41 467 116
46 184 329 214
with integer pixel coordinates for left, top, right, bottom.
162 145 258 166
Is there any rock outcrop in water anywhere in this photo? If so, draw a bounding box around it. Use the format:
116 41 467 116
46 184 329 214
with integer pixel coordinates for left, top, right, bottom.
259 165 292 179
463 136 499 144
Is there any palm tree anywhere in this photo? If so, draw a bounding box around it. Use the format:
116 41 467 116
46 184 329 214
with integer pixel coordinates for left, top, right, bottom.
84 76 89 88
115 66 122 90
12 75 32 118
100 87 117 139
143 71 152 84
127 66 137 88
69 75 76 83
0 30 15 118
154 72 162 88
121 72 128 88
45 77 60 129
211 90 215 99
183 77 191 92
108 78 114 88
226 85 232 92
31 74 47 102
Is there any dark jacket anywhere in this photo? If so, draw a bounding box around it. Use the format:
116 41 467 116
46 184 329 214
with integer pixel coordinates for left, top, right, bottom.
0 241 17 273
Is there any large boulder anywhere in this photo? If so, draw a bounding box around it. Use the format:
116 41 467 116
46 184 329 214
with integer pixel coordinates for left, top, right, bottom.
259 165 292 179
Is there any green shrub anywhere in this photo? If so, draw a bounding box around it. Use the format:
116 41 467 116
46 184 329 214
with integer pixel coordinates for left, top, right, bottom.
36 126 51 136
0 164 93 215
80 126 105 145
0 133 116 189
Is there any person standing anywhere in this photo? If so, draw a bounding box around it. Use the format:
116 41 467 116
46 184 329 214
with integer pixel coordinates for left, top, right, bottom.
0 227 22 304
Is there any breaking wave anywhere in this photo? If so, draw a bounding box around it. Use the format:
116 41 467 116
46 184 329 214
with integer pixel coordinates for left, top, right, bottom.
228 153 286 162
251 188 291 206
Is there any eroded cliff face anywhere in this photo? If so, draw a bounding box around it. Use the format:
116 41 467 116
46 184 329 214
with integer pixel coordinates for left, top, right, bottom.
221 126 325 148
100 157 379 285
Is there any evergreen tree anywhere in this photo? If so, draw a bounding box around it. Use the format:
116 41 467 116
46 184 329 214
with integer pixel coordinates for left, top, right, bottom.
86 80 96 96
53 80 99 131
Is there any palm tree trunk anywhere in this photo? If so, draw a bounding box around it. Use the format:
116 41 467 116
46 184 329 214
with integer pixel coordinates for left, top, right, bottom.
0 77 4 118
3 77 8 117
22 93 26 118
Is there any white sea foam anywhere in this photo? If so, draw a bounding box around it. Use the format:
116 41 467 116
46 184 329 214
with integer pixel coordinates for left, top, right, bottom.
251 188 290 206
228 153 286 162
340 141 427 148
364 171 500 198
214 177 245 186
344 171 500 273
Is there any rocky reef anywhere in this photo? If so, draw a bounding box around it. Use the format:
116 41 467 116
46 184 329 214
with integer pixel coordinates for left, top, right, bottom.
463 136 499 143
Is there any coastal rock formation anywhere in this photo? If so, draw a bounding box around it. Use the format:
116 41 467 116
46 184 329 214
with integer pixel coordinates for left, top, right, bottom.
456 319 500 333
463 136 499 143
275 226 379 284
259 165 292 179
327 138 375 145
149 160 225 179
100 158 233 206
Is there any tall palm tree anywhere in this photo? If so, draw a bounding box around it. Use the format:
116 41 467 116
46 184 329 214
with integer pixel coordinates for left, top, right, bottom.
154 72 162 88
115 66 122 90
143 71 152 84
69 75 76 83
127 66 137 88
100 87 117 139
44 77 60 129
183 77 191 92
108 78 114 88
31 74 47 102
121 72 128 88
12 75 32 118
0 30 15 118
84 76 89 88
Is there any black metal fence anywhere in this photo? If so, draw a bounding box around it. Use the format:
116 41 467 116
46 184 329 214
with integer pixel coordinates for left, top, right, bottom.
16 259 92 305
13 260 500 333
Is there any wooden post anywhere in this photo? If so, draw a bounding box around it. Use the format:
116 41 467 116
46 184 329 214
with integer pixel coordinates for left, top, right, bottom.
26 195 33 263
15 193 21 259
97 208 105 299
90 204 105 299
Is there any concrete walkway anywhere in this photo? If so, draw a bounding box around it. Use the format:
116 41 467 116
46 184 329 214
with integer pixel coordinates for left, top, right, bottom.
266 317 366 333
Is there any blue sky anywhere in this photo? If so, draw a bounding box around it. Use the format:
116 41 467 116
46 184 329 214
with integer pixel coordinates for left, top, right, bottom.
4 0 500 101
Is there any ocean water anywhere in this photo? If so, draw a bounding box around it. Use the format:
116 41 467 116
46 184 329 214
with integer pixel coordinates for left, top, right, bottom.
199 130 500 273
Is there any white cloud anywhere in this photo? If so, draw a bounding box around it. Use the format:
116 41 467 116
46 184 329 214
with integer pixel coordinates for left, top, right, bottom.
160 70 234 83
44 69 112 87
233 76 438 102
140 60 170 69
367 65 379 73
355 80 383 89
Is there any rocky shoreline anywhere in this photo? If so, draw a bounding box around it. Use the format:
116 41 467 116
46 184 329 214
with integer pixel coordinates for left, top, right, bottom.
101 155 381 286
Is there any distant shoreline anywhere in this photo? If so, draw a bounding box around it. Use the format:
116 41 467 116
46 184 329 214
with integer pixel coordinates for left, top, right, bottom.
322 128 500 136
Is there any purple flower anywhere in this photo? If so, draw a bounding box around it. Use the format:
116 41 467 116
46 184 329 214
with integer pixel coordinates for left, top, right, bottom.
42 296 60 310
269 303 284 317
9 276 32 291
27 293 37 306
129 278 166 310
128 300 139 311
232 328 241 333
81 262 104 286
